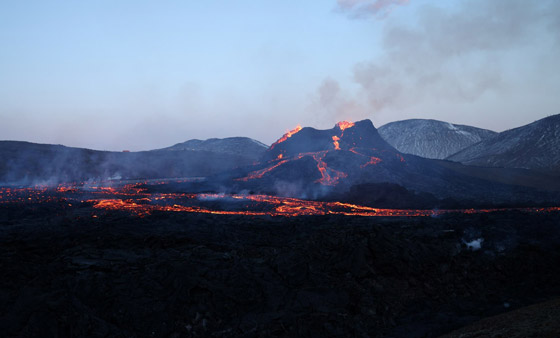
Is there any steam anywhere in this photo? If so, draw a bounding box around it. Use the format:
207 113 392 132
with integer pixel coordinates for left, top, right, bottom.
323 0 560 126
337 0 410 19
307 78 366 126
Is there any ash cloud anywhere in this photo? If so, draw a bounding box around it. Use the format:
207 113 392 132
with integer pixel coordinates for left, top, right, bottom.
326 0 560 127
337 0 410 19
306 78 367 126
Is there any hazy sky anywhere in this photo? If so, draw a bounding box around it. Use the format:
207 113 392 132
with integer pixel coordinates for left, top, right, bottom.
1 0 559 150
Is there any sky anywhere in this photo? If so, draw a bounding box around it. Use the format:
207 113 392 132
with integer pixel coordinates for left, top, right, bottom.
1 0 559 151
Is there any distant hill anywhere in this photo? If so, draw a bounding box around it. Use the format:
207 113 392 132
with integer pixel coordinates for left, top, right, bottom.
447 114 560 170
379 119 496 159
162 137 267 161
0 137 267 185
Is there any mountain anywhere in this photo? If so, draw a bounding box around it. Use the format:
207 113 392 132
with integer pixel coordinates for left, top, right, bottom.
447 114 560 171
378 119 496 159
0 137 266 185
162 137 267 162
208 120 560 206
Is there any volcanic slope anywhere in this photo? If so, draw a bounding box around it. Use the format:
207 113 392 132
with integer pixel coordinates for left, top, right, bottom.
217 120 560 205
447 114 560 171
379 119 496 159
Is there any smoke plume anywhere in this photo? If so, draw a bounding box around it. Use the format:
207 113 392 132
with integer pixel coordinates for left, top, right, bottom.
337 0 410 19
324 0 560 128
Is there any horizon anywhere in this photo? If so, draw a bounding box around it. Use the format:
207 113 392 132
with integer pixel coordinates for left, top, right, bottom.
1 0 559 151
0 113 556 152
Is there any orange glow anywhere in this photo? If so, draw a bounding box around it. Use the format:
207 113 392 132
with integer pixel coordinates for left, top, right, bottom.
332 136 341 150
312 151 347 186
277 154 283 160
236 160 290 181
1 182 560 218
270 125 302 149
361 156 382 168
336 121 355 131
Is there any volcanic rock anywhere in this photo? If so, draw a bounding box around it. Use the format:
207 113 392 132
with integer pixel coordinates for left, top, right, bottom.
378 119 496 159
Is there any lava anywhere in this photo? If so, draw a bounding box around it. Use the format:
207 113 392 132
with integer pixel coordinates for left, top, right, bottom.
336 121 355 131
348 148 383 167
236 159 290 181
361 156 382 168
332 136 341 150
270 125 302 149
312 151 348 186
1 182 560 218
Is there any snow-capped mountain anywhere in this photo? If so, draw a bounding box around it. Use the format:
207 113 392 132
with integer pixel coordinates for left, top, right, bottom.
447 115 560 170
378 119 496 159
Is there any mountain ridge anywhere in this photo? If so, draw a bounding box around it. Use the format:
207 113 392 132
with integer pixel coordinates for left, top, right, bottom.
447 114 560 170
378 119 497 159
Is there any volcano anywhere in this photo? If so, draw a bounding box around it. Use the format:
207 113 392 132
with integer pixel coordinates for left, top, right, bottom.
196 120 560 207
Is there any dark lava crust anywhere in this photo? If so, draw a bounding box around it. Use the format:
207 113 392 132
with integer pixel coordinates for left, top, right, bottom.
1 204 560 337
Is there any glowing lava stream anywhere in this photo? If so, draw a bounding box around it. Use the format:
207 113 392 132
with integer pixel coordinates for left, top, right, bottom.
332 136 341 150
2 183 560 218
311 151 347 186
86 194 560 218
270 125 302 150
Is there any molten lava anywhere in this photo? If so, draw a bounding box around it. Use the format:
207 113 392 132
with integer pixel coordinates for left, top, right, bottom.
361 156 382 168
312 151 347 186
237 159 290 181
332 136 341 150
270 125 302 149
1 181 560 218
336 121 355 131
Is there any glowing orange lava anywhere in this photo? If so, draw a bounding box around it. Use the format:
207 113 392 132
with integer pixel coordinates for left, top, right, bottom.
361 156 382 168
1 182 560 218
349 148 383 167
236 160 290 181
312 151 347 186
270 125 302 149
332 136 341 150
336 121 355 131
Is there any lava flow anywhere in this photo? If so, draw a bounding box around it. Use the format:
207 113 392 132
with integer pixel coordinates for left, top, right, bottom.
332 136 341 150
270 125 302 150
2 182 560 218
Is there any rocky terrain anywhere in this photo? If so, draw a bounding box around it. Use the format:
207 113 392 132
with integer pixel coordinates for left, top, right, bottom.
447 114 560 171
379 119 496 159
442 297 560 337
1 201 560 337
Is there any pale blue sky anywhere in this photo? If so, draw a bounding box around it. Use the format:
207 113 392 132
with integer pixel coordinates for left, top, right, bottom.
1 1 558 150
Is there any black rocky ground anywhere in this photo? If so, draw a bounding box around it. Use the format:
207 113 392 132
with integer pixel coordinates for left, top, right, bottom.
1 203 560 337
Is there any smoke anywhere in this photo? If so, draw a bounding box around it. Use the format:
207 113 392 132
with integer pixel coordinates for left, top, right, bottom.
337 0 410 19
307 78 367 125
323 0 560 127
